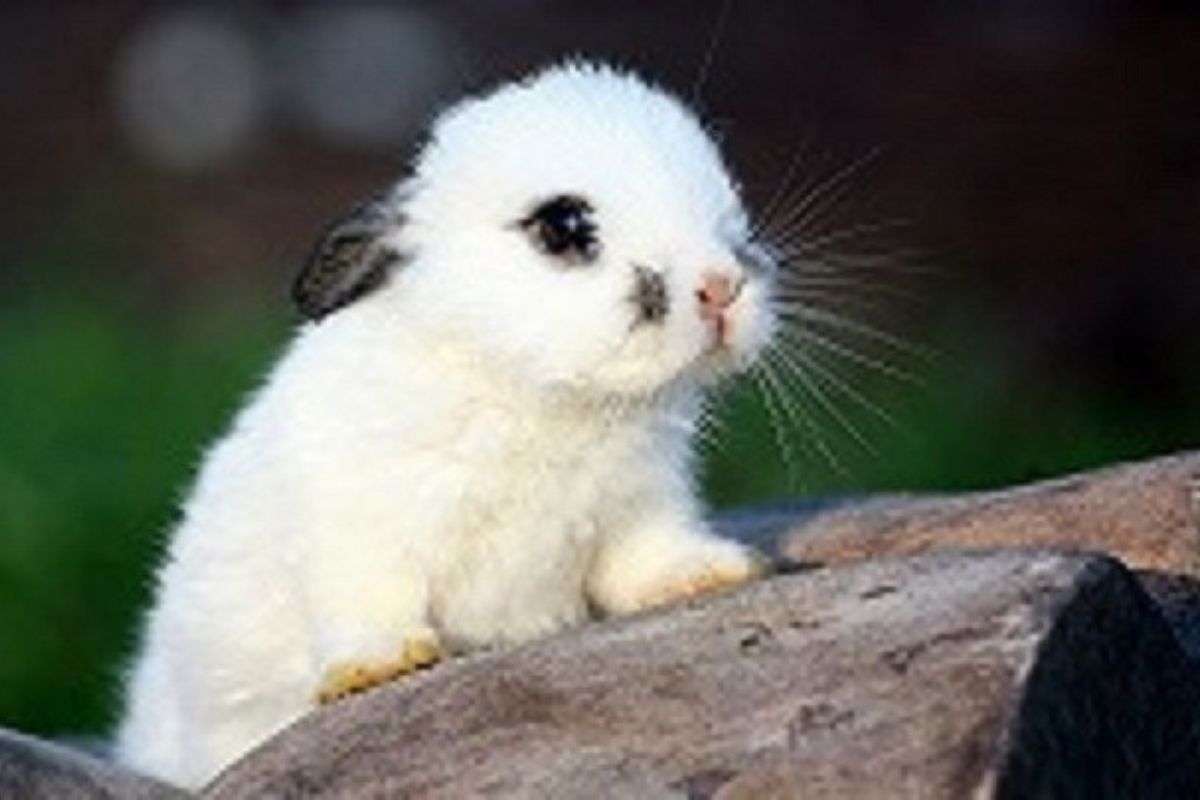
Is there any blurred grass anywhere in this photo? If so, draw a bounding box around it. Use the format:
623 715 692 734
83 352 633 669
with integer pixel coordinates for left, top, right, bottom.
0 287 286 736
0 280 1196 738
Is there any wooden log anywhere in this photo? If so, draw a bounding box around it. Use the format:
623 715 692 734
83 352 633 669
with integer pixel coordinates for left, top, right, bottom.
763 451 1200 575
203 551 1200 799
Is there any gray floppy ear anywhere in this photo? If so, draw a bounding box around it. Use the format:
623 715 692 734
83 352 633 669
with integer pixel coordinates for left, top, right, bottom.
292 193 408 321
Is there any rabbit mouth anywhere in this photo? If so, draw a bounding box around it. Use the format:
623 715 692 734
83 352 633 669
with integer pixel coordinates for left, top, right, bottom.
689 302 774 383
685 333 750 383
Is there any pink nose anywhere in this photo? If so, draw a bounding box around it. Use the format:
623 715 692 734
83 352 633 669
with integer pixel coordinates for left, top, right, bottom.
695 271 739 321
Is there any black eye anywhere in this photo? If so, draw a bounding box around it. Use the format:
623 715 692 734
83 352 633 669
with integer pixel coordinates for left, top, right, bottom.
520 195 599 263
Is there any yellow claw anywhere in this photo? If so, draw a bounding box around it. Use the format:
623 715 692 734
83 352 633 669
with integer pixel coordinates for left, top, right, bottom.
316 635 444 705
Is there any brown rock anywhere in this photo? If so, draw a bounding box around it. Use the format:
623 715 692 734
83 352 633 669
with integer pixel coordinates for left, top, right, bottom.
203 551 1200 799
773 450 1200 575
0 729 187 800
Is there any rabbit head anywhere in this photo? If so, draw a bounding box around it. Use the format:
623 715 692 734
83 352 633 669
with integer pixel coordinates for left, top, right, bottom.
294 62 776 400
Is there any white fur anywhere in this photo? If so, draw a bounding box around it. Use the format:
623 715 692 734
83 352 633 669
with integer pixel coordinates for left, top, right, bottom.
115 62 776 789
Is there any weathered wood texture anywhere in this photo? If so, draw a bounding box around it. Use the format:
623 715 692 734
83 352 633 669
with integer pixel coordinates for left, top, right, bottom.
760 451 1200 575
203 552 1200 799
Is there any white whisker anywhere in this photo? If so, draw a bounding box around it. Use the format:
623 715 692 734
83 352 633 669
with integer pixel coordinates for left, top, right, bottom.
689 0 733 107
759 348 850 478
774 278 920 306
778 304 936 360
745 362 803 484
777 338 906 439
754 134 818 240
778 325 921 385
782 218 911 254
766 342 878 457
759 148 840 241
766 147 882 250
776 248 939 277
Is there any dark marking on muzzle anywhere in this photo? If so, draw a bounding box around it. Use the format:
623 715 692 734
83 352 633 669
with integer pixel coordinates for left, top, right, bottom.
630 264 669 325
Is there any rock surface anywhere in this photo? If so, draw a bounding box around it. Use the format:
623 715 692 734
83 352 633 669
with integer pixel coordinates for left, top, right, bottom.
0 729 184 800
765 451 1200 575
203 551 1200 799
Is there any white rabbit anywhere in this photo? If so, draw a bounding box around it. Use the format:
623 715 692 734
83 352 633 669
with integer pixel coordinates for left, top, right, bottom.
115 61 777 789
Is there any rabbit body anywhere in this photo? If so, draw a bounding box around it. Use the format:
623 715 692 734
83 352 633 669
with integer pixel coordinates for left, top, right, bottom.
116 63 773 789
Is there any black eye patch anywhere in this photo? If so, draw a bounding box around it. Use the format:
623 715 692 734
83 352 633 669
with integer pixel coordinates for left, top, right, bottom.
520 195 599 264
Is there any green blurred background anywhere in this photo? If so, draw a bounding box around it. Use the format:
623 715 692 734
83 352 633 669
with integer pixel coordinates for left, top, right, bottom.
1 1 1197 739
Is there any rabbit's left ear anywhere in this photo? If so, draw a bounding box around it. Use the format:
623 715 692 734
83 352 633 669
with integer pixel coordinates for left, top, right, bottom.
292 194 408 321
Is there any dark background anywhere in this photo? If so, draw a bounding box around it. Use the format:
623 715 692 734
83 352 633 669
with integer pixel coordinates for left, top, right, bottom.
1 0 1197 738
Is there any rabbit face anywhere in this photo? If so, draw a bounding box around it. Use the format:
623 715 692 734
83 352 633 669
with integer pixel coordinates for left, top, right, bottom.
297 63 776 399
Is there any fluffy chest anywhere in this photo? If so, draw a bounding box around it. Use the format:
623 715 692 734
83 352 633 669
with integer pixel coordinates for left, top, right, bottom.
422 402 651 647
282 327 695 645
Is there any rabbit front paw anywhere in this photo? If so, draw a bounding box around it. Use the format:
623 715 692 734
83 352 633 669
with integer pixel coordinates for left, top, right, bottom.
632 549 767 612
316 634 444 705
